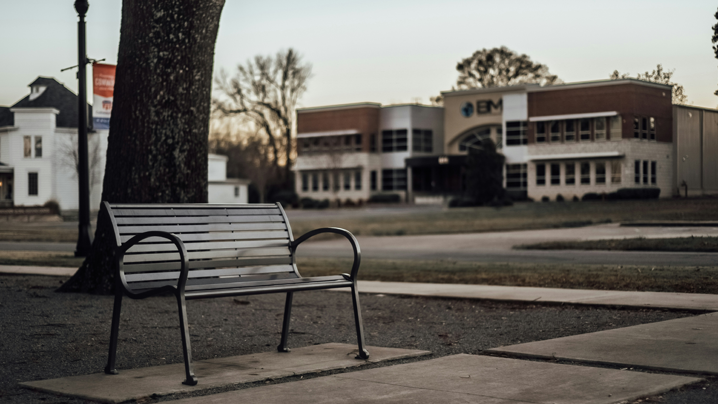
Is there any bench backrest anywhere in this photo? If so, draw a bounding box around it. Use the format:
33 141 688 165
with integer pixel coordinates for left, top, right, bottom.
104 202 298 292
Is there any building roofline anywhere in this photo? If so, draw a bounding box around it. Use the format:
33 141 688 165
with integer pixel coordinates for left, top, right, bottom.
297 102 382 113
673 104 718 113
441 78 673 98
0 126 18 133
380 103 443 109
442 84 538 97
10 107 60 114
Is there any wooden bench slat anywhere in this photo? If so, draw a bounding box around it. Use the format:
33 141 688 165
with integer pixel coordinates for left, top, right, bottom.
115 215 284 225
120 230 290 244
125 239 290 253
122 256 293 273
118 222 287 235
124 265 297 283
112 207 280 217
122 247 291 264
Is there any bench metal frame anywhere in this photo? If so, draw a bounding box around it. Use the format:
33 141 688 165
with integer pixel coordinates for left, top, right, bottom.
101 202 369 386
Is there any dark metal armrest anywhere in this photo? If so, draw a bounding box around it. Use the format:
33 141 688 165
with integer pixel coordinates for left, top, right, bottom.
115 231 189 298
291 227 361 281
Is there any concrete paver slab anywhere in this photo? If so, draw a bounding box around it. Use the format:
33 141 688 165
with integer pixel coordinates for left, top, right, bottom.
0 265 75 276
171 354 700 404
490 312 718 375
20 343 429 403
347 281 718 311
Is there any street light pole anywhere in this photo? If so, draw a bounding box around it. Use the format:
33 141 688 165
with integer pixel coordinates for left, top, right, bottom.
74 0 92 257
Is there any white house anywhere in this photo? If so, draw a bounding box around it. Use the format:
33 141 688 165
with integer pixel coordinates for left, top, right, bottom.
0 77 248 210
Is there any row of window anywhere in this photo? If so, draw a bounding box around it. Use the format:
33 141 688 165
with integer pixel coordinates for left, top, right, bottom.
536 161 623 186
633 117 656 140
23 136 43 158
382 129 433 153
300 134 363 154
634 160 658 185
300 169 409 193
535 116 622 143
299 129 434 155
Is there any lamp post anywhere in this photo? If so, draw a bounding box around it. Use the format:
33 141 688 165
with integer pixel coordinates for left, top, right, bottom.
74 0 92 257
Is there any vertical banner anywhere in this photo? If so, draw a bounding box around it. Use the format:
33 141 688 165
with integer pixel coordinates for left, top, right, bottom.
92 63 116 130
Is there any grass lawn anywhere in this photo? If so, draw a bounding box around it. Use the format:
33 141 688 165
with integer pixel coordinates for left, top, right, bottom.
297 258 718 294
516 236 718 252
288 197 718 238
3 251 717 294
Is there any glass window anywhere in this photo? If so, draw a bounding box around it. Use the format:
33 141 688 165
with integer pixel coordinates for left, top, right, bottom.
370 134 377 152
580 162 590 184
355 134 362 151
333 172 340 191
496 126 503 149
651 161 657 184
382 129 408 152
565 163 575 185
634 160 641 184
301 173 308 192
642 161 649 184
633 117 640 138
550 121 561 142
649 117 656 140
579 119 591 141
234 186 240 197
596 162 606 184
536 122 546 143
28 172 38 196
412 129 433 153
506 121 527 146
611 161 621 184
594 118 606 141
344 172 351 190
506 164 527 190
322 172 329 191
536 164 546 186
564 120 576 141
355 171 362 190
370 170 377 191
24 136 31 157
34 136 42 158
609 115 621 140
642 117 648 139
460 128 492 151
550 163 561 185
382 169 407 191
312 173 319 191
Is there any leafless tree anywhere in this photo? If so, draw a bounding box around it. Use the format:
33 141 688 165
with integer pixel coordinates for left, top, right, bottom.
610 64 687 104
213 48 312 186
57 133 103 193
431 46 560 105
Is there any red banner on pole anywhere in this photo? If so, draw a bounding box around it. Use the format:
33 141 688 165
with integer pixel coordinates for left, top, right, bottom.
92 63 115 130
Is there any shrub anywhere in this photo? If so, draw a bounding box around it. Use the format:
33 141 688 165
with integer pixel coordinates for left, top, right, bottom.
448 197 480 208
572 196 579 202
344 199 357 207
615 187 661 200
43 199 61 215
581 192 601 201
317 199 330 209
368 193 401 203
541 196 550 202
555 194 564 202
270 191 299 208
300 197 318 209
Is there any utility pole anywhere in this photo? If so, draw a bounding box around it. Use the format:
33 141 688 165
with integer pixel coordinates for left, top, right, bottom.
74 0 92 257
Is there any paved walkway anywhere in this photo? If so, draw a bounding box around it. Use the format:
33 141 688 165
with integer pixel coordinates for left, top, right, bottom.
7 265 718 403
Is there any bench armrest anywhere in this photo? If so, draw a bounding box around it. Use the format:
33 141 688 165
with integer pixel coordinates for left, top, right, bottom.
115 230 190 298
291 227 361 281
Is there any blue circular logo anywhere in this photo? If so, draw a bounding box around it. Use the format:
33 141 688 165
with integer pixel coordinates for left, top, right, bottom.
460 101 474 118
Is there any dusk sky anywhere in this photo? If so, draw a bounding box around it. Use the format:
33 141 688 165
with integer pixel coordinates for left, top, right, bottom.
1 0 716 109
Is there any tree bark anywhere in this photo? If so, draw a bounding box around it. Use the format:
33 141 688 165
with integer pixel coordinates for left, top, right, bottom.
59 0 225 294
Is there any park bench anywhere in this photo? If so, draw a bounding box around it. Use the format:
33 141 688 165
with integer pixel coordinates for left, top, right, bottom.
102 202 369 386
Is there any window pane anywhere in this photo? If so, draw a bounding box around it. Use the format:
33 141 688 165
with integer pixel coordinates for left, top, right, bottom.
564 120 575 141
550 163 561 185
642 161 648 184
580 163 590 184
594 118 606 141
322 172 329 191
35 136 42 158
596 162 606 184
382 130 393 152
302 173 308 191
395 129 408 151
28 172 38 196
536 122 546 143
550 121 561 142
536 164 545 186
355 171 362 190
634 160 641 184
423 130 433 152
506 121 527 146
312 173 319 191
412 129 422 152
565 163 575 185
579 119 591 141
24 136 31 157
651 161 657 184
506 164 527 190
370 171 377 191
634 117 640 138
610 115 621 140
611 161 621 184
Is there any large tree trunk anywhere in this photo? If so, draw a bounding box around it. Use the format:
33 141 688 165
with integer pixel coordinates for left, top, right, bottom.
59 0 225 294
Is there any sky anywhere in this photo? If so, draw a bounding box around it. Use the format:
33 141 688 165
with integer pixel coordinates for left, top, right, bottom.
1 0 717 109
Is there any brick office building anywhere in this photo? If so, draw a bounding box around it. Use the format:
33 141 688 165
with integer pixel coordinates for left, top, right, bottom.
294 79 717 203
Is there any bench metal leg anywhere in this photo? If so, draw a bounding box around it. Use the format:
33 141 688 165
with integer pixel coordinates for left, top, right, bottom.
104 291 122 375
277 292 293 352
176 294 198 386
351 284 370 360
